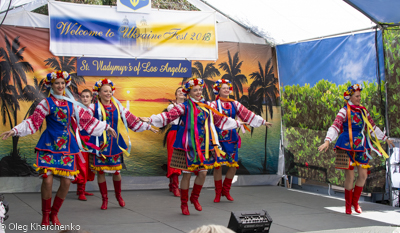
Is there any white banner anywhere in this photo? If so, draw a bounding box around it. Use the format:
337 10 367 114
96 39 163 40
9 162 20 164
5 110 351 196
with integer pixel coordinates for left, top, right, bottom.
49 1 218 60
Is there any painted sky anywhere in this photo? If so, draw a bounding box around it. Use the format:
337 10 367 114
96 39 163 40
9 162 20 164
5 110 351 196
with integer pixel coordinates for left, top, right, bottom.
276 31 385 88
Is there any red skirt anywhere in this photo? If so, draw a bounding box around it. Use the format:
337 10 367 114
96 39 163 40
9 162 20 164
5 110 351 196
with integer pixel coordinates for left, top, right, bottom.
166 129 181 177
72 135 95 184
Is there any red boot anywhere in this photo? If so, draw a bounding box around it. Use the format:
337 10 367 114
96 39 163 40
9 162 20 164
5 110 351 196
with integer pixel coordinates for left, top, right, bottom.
345 189 352 215
222 178 234 201
50 196 64 225
113 180 125 207
169 177 173 192
77 184 87 201
83 184 93 196
214 180 223 203
180 189 190 215
171 174 181 197
190 184 203 211
98 181 108 210
352 185 363 214
41 198 51 226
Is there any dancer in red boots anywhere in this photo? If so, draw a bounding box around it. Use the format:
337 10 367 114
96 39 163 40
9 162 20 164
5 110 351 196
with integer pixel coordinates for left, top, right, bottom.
140 77 246 215
87 79 157 210
0 71 116 225
165 87 186 197
210 79 272 202
72 89 96 201
318 84 393 214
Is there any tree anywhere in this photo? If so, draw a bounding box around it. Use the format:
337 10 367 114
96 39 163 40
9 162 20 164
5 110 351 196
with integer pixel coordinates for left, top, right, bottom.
218 51 248 100
185 61 220 101
21 77 48 131
0 35 34 156
249 59 279 172
239 88 263 136
44 56 84 96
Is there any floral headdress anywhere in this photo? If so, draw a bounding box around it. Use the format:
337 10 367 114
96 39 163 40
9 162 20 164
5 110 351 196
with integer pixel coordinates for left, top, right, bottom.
182 77 204 95
213 79 233 95
44 71 71 88
93 78 116 94
344 84 362 100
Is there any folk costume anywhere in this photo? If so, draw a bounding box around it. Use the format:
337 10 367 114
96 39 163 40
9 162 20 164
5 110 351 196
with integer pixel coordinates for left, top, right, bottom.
148 78 241 215
11 71 110 226
324 84 388 214
71 122 96 201
88 78 152 210
166 103 183 197
210 79 266 202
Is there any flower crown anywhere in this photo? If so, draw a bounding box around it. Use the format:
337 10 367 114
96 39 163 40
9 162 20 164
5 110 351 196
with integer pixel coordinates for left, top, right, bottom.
344 84 362 100
213 79 233 95
93 78 116 94
182 77 204 94
44 71 71 88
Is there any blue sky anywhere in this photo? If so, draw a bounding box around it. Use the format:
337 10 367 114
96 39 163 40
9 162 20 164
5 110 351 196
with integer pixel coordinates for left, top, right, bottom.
276 31 385 88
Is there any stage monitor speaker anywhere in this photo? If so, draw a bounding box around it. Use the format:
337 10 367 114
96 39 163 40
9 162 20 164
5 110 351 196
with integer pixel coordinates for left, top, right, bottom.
227 210 272 233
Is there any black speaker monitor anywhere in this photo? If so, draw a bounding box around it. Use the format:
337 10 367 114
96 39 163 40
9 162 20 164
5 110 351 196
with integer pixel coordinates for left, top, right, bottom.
227 210 272 233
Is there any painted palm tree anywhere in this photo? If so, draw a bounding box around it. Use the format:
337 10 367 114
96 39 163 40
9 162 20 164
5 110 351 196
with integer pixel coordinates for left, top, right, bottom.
0 35 34 156
21 77 48 131
183 61 220 101
218 51 248 100
238 88 263 136
249 58 279 173
44 56 84 96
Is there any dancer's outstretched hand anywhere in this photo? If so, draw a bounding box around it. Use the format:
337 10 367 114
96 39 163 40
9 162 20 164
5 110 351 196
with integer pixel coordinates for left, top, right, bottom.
386 139 395 149
107 128 117 138
318 141 330 152
1 130 14 140
265 122 273 128
139 117 150 123
149 127 158 133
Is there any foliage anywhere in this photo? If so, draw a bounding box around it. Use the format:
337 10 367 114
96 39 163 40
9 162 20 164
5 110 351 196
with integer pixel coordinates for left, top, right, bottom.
33 0 198 15
383 27 400 138
282 79 387 191
282 80 385 131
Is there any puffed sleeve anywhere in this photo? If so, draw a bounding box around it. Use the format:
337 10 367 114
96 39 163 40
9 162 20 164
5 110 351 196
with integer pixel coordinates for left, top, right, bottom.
234 101 266 127
149 103 185 128
325 107 346 142
75 104 109 137
121 106 151 132
12 99 49 137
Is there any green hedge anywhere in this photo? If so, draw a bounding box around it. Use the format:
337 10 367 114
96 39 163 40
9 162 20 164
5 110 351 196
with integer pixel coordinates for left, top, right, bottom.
384 27 400 137
282 79 386 192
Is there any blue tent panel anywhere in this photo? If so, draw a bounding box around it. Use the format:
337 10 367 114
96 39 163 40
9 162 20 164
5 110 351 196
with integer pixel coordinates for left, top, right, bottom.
345 0 400 25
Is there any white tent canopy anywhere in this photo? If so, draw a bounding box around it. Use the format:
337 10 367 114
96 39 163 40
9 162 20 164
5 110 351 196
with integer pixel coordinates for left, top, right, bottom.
190 0 376 45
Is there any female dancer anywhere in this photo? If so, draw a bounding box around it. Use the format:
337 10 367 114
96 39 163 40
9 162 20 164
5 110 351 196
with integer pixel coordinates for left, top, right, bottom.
87 78 157 210
318 84 393 214
166 87 186 197
0 71 117 225
72 89 96 201
210 79 272 202
141 77 246 215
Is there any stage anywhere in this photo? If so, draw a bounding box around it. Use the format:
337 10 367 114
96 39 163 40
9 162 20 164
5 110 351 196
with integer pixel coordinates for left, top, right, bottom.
2 184 400 233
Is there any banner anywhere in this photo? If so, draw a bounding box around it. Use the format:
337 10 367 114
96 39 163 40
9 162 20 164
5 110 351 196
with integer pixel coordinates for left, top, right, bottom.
77 57 191 77
117 0 151 13
49 1 217 60
277 31 387 192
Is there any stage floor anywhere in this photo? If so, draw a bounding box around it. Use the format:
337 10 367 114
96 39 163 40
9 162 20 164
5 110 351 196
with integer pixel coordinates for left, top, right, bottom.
2 185 400 233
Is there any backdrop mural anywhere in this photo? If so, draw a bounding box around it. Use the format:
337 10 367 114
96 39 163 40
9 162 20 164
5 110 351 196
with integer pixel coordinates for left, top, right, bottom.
277 31 387 192
0 25 281 177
